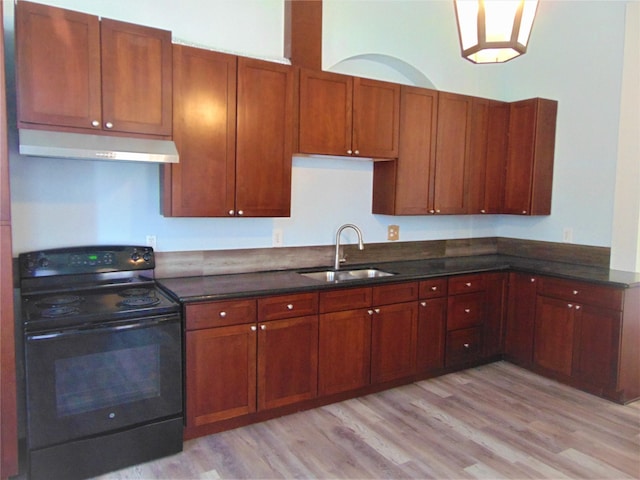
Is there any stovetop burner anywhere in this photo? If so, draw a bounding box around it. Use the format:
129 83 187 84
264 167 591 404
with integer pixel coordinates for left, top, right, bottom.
118 296 161 308
36 294 83 307
40 306 81 318
119 288 154 298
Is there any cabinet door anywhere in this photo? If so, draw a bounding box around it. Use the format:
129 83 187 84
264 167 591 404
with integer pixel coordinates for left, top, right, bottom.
16 1 102 130
372 86 438 215
416 298 446 372
165 46 236 217
236 58 293 217
318 309 372 395
573 305 621 391
484 272 507 358
504 98 557 215
101 19 172 136
504 273 537 367
185 324 257 427
353 77 400 159
433 92 473 214
298 69 352 156
534 295 575 377
468 99 509 214
257 315 318 410
371 301 418 383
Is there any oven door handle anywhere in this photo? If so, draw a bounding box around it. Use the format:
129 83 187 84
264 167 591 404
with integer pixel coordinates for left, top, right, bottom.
26 315 180 341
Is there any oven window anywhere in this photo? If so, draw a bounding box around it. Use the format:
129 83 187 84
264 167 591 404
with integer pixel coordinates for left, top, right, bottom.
55 345 161 417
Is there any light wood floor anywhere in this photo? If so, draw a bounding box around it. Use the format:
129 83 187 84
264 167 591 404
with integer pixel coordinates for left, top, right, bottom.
95 362 640 479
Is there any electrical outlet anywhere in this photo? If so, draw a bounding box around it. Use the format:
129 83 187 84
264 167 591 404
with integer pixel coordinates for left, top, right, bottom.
387 225 399 241
562 228 573 243
146 235 157 250
272 228 283 247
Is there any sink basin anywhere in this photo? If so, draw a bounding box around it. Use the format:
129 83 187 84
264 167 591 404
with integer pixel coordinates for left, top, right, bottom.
299 268 395 283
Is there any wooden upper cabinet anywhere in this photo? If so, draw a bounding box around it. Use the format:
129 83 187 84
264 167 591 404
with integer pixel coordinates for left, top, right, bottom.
236 58 294 217
164 46 236 217
100 19 172 136
297 69 399 159
16 1 172 137
503 98 557 215
164 52 293 218
467 99 509 214
372 86 438 215
433 92 473 214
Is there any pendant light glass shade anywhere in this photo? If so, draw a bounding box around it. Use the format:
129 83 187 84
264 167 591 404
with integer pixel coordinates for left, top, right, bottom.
454 0 539 63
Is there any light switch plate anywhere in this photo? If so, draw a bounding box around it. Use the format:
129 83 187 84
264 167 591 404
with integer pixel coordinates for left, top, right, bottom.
387 225 399 241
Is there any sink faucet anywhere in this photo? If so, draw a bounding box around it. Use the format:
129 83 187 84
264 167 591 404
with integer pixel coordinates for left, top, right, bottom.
334 224 364 270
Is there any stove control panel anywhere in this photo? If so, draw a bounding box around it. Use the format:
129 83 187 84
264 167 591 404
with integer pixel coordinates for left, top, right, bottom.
19 246 155 278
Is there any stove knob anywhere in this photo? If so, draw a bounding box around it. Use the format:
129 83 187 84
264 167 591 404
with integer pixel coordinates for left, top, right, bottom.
131 252 141 262
142 252 152 262
38 257 50 268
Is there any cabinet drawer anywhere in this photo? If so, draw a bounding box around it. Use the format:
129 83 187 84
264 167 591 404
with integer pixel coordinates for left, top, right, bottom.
539 277 623 311
447 292 485 330
446 327 483 366
319 287 372 314
258 292 319 321
419 278 448 299
186 299 256 330
372 282 419 306
448 274 486 295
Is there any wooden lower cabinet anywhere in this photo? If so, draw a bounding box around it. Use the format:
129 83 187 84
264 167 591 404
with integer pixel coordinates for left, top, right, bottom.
416 296 447 373
533 295 576 377
504 273 538 367
185 324 257 427
257 315 318 410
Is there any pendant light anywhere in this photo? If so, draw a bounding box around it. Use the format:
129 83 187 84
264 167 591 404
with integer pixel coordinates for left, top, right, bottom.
454 0 539 64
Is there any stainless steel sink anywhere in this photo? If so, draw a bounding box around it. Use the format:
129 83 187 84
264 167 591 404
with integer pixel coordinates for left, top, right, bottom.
299 268 395 283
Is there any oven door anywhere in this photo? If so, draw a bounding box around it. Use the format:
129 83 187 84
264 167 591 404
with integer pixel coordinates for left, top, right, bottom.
25 314 182 449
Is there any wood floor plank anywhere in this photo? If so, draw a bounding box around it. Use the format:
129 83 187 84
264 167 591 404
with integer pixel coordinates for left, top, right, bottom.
92 362 640 480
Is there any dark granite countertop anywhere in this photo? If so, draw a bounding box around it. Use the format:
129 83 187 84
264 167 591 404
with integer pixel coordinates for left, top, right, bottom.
157 254 640 304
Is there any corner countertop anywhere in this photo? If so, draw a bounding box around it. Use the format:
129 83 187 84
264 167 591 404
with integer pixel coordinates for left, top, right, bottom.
157 254 640 304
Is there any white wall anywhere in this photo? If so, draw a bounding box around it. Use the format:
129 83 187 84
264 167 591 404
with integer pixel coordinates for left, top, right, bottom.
4 1 630 261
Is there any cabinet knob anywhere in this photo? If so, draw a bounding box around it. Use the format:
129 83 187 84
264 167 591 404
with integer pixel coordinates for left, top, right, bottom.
374 308 380 314
464 308 471 313
435 209 441 213
105 122 114 129
237 210 244 216
228 210 234 216
286 304 293 310
431 286 438 291
260 324 266 330
573 290 579 295
250 325 257 331
575 305 581 310
429 209 435 214
568 303 573 308
219 311 227 318
463 343 470 349
480 209 486 214
347 149 353 155
91 120 100 127
420 301 427 307
522 210 527 214
354 150 359 155
465 282 472 287
530 278 536 283
367 310 374 315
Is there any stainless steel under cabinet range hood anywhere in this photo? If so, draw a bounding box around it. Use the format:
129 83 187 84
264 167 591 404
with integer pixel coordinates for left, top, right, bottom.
18 129 179 164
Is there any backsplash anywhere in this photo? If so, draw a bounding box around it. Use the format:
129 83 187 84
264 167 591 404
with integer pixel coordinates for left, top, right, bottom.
154 237 610 278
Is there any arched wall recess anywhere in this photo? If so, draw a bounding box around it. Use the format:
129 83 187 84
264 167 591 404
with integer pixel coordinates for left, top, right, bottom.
328 53 436 89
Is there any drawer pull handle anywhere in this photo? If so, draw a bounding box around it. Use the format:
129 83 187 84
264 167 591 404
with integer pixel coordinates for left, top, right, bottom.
260 324 266 330
286 304 294 310
431 286 438 291
420 301 427 307
530 278 536 283
463 343 470 349
464 308 471 313
250 325 257 331
219 311 227 318
573 290 579 295
465 282 472 287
